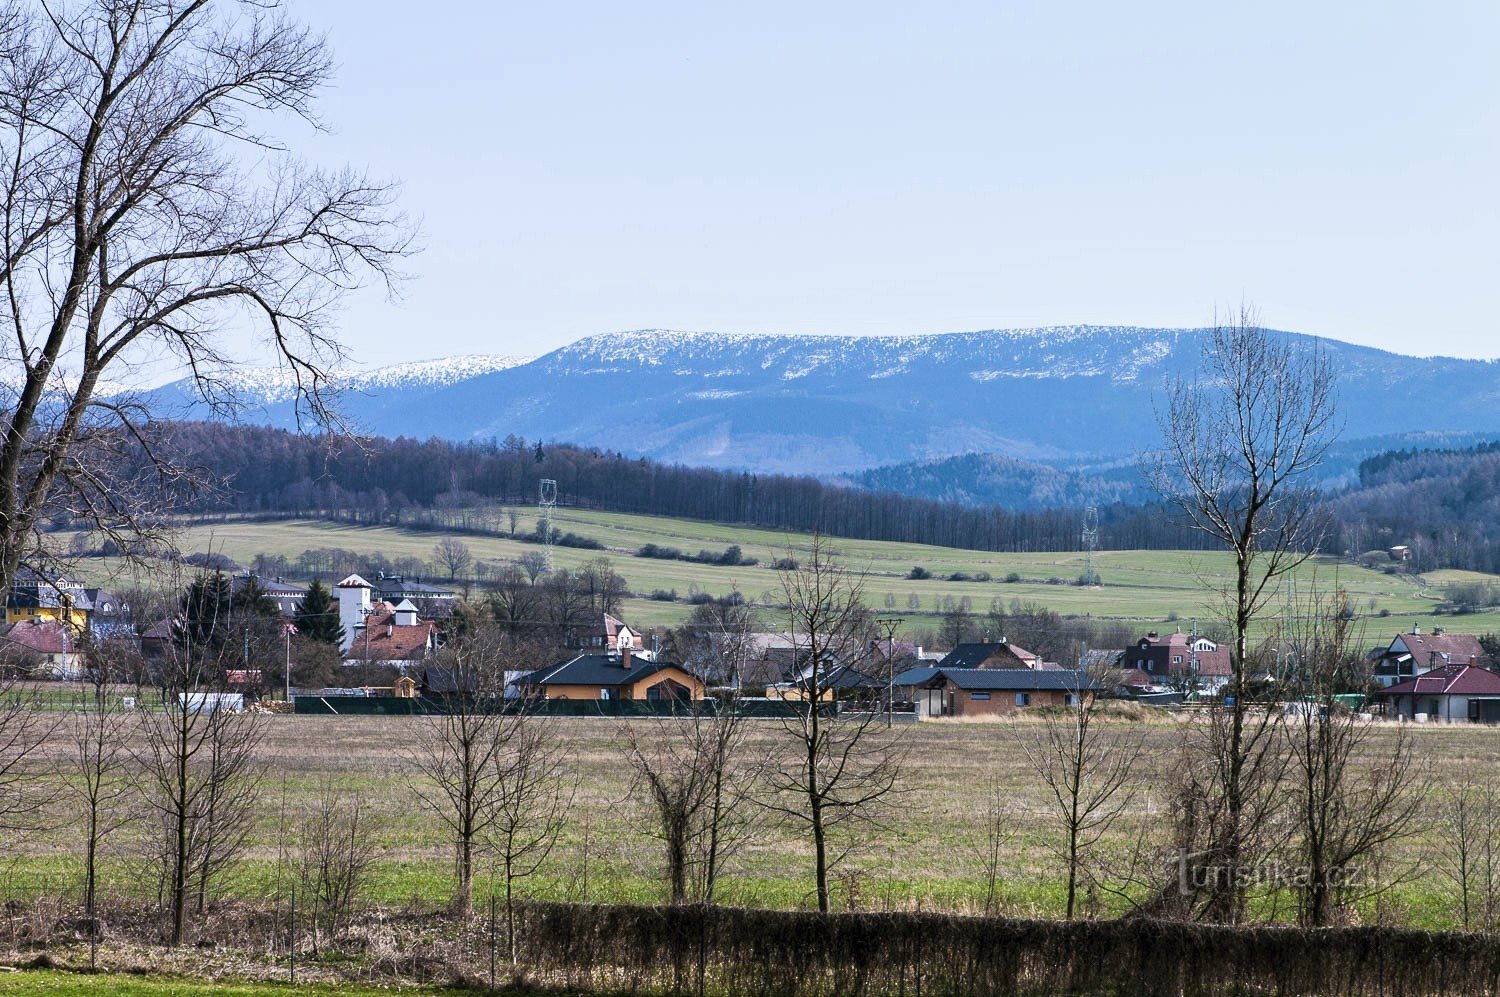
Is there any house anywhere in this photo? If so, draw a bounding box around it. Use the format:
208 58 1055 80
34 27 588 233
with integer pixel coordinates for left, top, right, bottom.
82 587 133 638
0 619 80 678
371 574 455 616
893 666 1097 718
1119 631 1232 693
1371 628 1488 688
938 640 1052 670
765 660 882 703
6 569 91 629
573 613 647 655
1376 664 1500 723
516 647 703 702
233 573 308 617
343 599 441 668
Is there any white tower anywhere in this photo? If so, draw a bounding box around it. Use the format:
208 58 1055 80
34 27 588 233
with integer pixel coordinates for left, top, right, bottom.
334 574 373 652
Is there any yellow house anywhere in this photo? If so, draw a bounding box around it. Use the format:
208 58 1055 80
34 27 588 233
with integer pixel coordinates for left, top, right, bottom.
517 650 703 702
6 571 90 629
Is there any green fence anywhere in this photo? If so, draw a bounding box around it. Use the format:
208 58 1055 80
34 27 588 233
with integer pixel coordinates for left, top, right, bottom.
293 695 824 718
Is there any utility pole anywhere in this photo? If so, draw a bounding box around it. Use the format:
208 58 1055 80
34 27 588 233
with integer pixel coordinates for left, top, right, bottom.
876 616 902 728
538 478 558 571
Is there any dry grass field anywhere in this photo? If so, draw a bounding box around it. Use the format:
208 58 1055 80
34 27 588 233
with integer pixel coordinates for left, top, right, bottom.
7 710 1494 931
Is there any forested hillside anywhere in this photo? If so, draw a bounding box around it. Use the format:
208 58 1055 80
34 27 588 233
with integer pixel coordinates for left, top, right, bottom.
147 422 1209 553
131 423 1500 569
1327 442 1500 572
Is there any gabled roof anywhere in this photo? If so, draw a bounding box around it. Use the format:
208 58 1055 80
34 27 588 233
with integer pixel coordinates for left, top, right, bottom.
771 662 880 691
895 665 1096 692
1389 631 1487 669
345 602 439 662
940 668 1097 692
939 642 1040 669
336 574 372 589
892 665 939 687
1378 665 1500 697
518 653 695 689
1 620 75 655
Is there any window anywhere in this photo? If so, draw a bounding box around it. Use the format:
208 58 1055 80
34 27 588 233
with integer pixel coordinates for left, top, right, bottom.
600 688 611 700
1015 693 1030 707
971 692 990 700
1172 655 1182 664
1065 694 1078 707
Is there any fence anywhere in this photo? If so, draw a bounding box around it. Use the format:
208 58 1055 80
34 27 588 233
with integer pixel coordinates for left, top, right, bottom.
511 902 1500 996
292 695 827 718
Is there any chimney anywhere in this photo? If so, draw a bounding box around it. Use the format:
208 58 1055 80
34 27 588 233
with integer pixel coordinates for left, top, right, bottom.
622 645 632 670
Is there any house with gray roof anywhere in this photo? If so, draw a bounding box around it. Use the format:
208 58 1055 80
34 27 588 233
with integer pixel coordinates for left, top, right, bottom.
893 666 1097 718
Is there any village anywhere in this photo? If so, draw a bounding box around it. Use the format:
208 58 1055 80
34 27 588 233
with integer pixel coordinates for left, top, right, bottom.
6 563 1496 725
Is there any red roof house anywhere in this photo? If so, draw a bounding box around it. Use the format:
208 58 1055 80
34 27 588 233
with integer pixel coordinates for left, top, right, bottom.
343 600 441 668
1377 664 1500 723
0 619 80 678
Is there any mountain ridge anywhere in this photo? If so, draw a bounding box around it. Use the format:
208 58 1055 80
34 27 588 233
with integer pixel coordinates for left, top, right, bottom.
136 325 1500 476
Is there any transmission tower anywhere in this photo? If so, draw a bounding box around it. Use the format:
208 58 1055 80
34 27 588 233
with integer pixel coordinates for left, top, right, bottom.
538 478 557 570
1081 505 1100 586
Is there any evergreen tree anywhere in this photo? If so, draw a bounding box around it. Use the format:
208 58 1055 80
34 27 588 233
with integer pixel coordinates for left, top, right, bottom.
294 580 345 646
178 573 233 651
232 575 282 619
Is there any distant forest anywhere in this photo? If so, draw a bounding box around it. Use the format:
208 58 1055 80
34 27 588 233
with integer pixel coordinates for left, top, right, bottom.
141 422 1500 571
146 422 1211 553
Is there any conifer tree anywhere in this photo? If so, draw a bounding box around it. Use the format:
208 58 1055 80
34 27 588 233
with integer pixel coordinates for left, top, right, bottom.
295 580 345 647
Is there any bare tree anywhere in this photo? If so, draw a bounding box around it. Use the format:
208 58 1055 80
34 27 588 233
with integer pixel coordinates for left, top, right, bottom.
67 637 135 945
486 714 571 965
1282 588 1424 926
137 644 264 945
667 594 759 688
0 674 54 835
433 538 473 583
517 551 549 585
296 781 378 945
975 777 1018 916
0 0 411 590
1437 775 1500 932
625 696 762 906
408 630 526 917
763 537 901 913
1016 675 1142 919
1148 306 1336 922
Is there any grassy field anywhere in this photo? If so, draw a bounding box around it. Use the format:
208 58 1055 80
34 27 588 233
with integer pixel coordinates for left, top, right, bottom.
71 509 1495 638
5 711 1496 932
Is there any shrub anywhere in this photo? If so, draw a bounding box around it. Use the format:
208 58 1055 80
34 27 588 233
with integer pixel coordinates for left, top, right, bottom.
948 571 971 582
908 566 932 580
770 557 798 571
1004 572 1021 583
637 543 684 560
973 571 991 582
686 592 715 605
557 532 604 550
648 589 678 602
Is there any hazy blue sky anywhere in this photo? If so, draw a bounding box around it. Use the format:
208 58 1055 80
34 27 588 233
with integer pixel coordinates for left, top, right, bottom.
292 0 1499 366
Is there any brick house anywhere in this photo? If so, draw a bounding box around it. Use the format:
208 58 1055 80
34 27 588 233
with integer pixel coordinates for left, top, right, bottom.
1119 631 1232 693
893 666 1097 718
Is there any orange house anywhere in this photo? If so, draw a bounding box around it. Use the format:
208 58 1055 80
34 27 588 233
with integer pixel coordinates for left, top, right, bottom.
517 649 702 702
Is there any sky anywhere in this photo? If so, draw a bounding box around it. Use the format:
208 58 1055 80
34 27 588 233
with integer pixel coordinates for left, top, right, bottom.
287 0 1500 366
